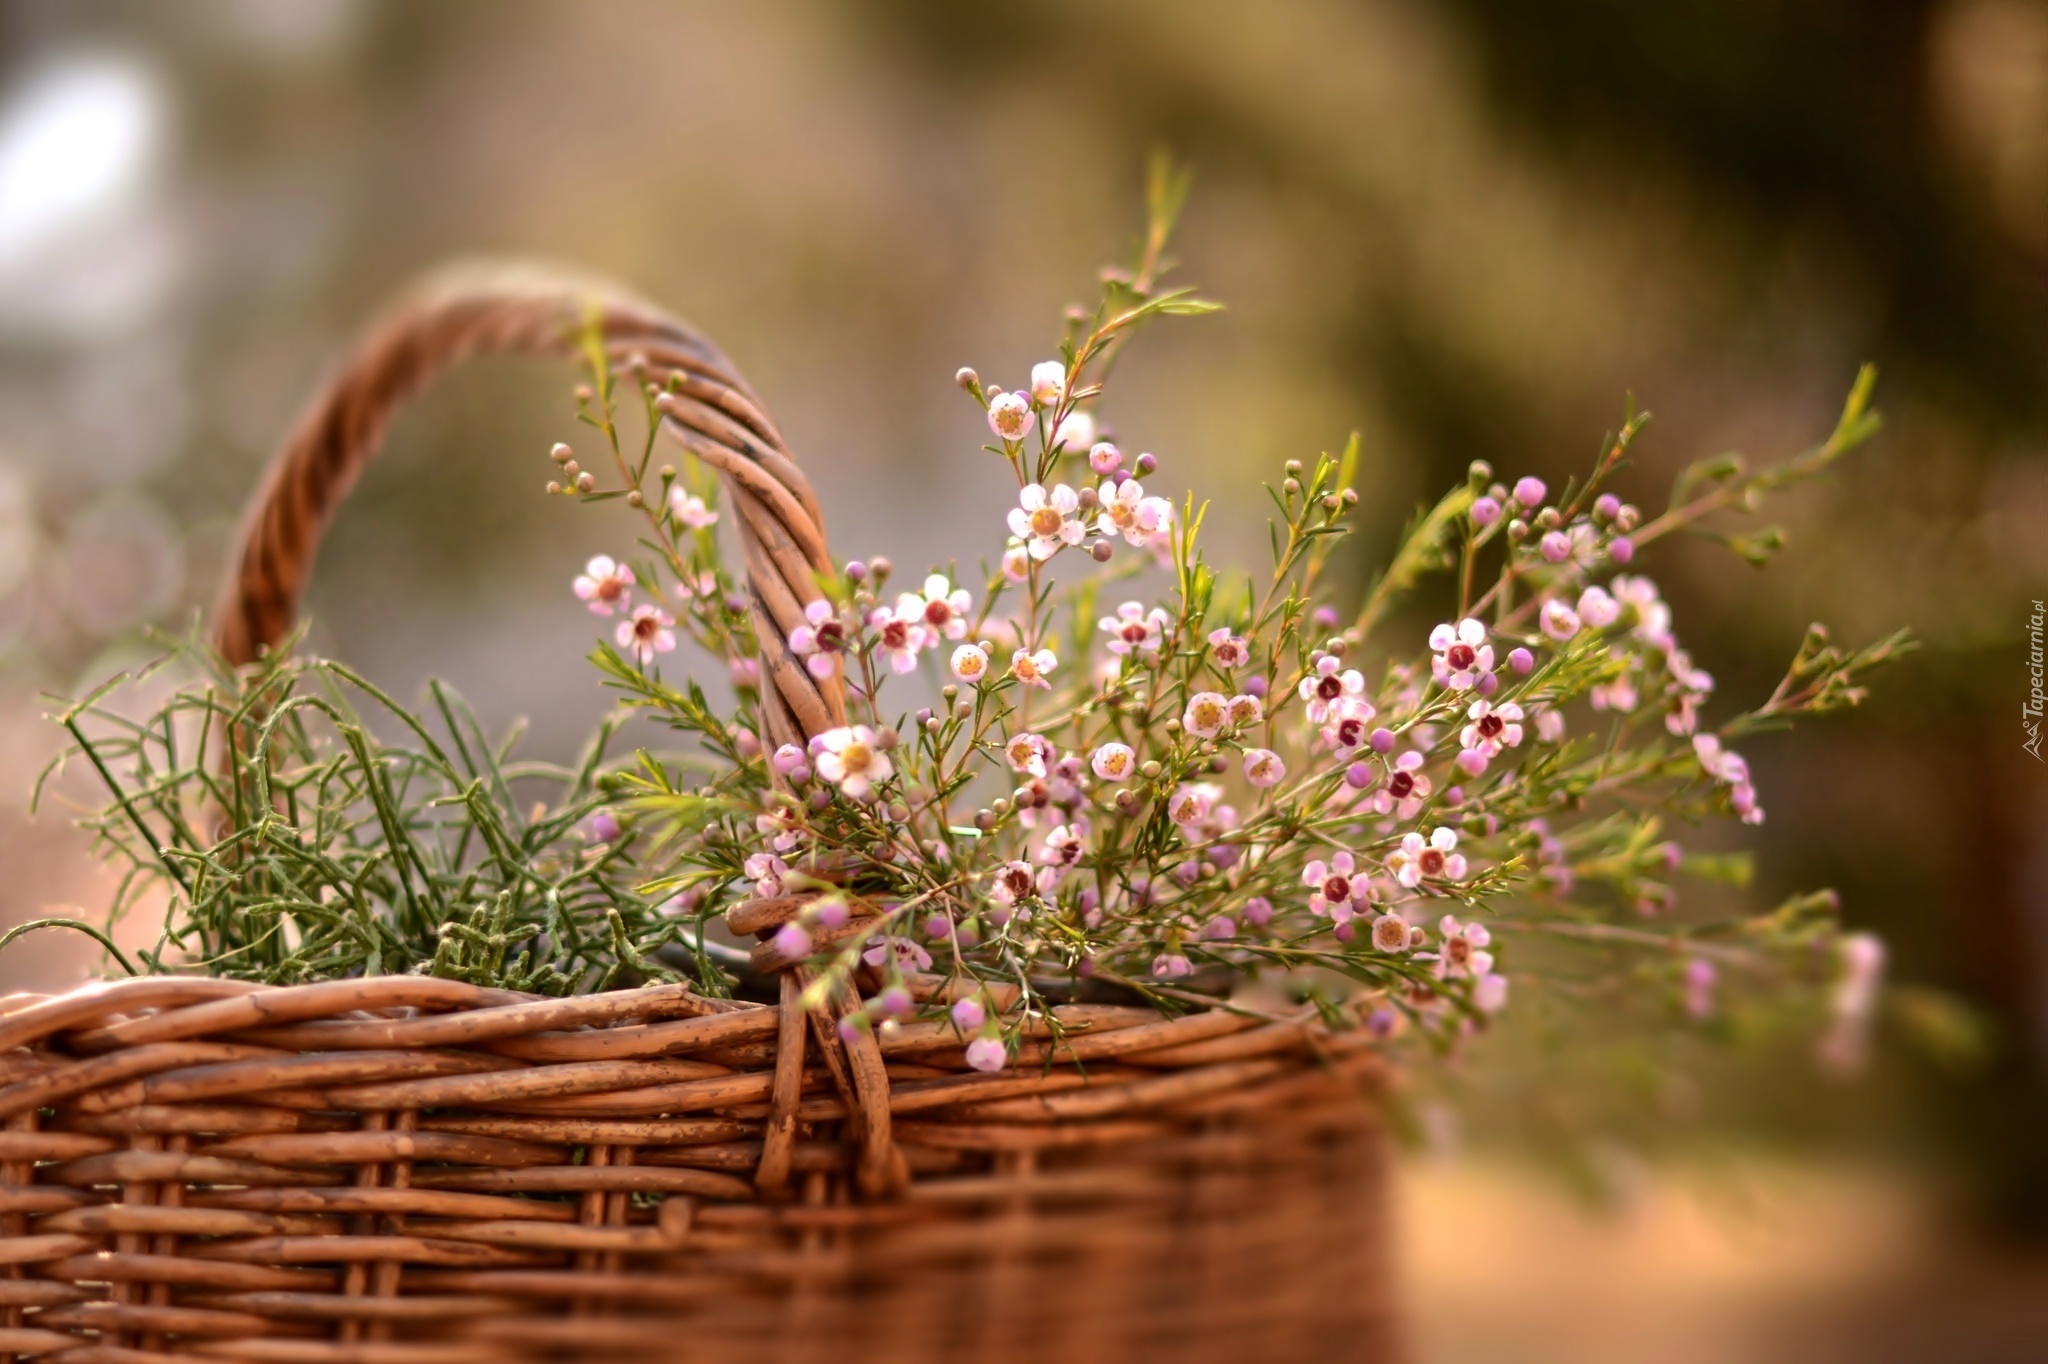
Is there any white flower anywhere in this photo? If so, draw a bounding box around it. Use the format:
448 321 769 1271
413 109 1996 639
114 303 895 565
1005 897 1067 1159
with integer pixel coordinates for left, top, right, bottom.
743 852 789 898
1166 783 1219 829
951 643 989 683
787 599 850 680
965 1036 1007 1072
1100 601 1170 658
1004 732 1053 778
1303 852 1367 923
814 725 894 800
669 489 718 529
1011 647 1057 689
1577 585 1620 629
1388 827 1467 888
616 605 676 662
1369 751 1432 819
1243 748 1286 788
1008 483 1085 561
1091 742 1136 781
1459 700 1525 758
901 574 972 641
1432 914 1493 981
988 391 1034 443
1321 696 1376 752
989 860 1036 905
1428 618 1495 691
1029 360 1067 407
1182 692 1229 739
1094 479 1174 548
865 605 929 675
1540 598 1582 642
1207 628 1250 669
1297 654 1367 724
1370 914 1411 954
1050 409 1095 452
574 555 635 616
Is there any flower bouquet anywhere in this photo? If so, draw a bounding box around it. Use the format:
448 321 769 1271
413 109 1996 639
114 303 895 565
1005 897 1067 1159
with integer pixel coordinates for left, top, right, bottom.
1 166 1904 1363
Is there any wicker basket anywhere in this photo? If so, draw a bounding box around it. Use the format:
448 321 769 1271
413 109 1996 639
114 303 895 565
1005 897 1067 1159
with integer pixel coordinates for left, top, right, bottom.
0 271 1400 1363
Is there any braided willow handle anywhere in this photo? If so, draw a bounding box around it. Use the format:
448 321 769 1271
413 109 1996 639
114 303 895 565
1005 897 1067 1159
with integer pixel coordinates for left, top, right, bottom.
211 262 845 755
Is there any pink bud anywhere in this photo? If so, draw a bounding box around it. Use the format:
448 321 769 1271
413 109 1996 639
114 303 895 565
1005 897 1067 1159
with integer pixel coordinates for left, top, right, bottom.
1370 727 1396 753
774 923 811 958
1508 647 1535 674
1471 495 1501 526
1345 762 1376 790
1455 748 1489 777
951 997 986 1031
1540 531 1571 563
1609 536 1635 564
1512 476 1547 508
1242 896 1273 927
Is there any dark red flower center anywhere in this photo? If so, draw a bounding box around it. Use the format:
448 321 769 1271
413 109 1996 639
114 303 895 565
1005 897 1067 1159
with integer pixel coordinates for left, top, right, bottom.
1388 771 1415 798
1446 643 1476 671
1321 874 1352 902
924 600 952 627
1477 713 1504 738
1316 674 1343 701
1419 849 1446 876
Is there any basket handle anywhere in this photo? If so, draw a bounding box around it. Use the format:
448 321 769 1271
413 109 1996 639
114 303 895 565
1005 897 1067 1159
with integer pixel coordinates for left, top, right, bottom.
210 261 845 755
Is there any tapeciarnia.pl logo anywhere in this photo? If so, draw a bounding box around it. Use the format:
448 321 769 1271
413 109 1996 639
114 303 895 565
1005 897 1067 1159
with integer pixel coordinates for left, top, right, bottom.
2028 599 2045 762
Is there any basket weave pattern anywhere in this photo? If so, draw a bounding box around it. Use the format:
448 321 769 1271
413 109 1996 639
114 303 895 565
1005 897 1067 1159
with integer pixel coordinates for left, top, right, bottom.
3 272 1397 1362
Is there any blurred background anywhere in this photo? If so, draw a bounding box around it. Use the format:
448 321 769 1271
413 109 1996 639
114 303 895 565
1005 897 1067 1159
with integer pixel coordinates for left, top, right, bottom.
1 1 2045 1358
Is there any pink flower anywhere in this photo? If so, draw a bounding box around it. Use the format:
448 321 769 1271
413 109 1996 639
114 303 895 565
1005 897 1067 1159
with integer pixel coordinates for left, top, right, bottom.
1432 914 1493 980
814 725 893 799
1540 598 1581 642
901 573 973 642
1226 693 1264 728
988 391 1034 443
743 852 789 898
1101 601 1170 658
1242 748 1286 788
1183 692 1229 739
1534 708 1566 743
1389 828 1467 888
1001 542 1031 583
1298 653 1367 724
1693 733 1764 825
1009 483 1085 560
1683 958 1716 1021
1303 852 1368 924
787 599 849 680
951 643 990 683
1029 360 1067 407
951 997 986 1031
1088 442 1124 478
1166 783 1219 829
989 860 1036 905
965 1036 1008 1072
865 606 929 674
1091 742 1136 781
1321 696 1377 752
1577 585 1620 629
1370 914 1411 953
1473 973 1509 1013
1010 647 1057 689
862 934 934 973
668 489 718 529
1004 732 1054 778
1459 700 1525 758
1151 952 1194 979
574 555 635 616
1369 751 1432 820
1095 478 1174 548
1207 628 1251 669
1428 619 1495 691
616 605 676 662
773 923 811 959
1050 409 1095 453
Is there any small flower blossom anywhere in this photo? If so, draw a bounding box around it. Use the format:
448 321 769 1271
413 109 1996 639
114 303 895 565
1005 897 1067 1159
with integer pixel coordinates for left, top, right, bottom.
773 922 811 959
1321 696 1377 752
989 860 1036 905
814 725 893 800
1009 483 1085 560
574 555 635 615
1001 542 1031 583
965 1036 1007 1072
1683 958 1717 1021
1298 654 1367 723
1011 647 1057 689
1429 619 1496 691
1094 479 1174 548
951 643 990 683
1004 732 1054 778
1473 972 1510 1013
1151 952 1194 979
787 599 849 680
988 391 1034 442
1389 827 1468 888
1101 601 1171 657
1029 360 1067 407
1183 692 1229 739
771 743 807 776
1049 409 1095 452
1540 598 1582 642
669 489 718 529
863 934 934 973
1226 693 1264 728
1534 708 1566 743
951 997 986 1031
1577 585 1621 630
1088 441 1123 478
1037 823 1086 893
1433 914 1494 980
743 852 789 898
1459 700 1525 758
1371 914 1412 953
1166 783 1219 829
1091 742 1136 781
1692 734 1763 825
1303 852 1368 923
1369 750 1433 819
617 605 677 662
900 574 973 641
1243 748 1286 788
1207 628 1250 668
866 605 929 674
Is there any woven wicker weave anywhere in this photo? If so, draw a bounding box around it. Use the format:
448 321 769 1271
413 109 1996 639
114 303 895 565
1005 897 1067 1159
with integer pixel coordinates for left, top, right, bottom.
1 270 1399 1363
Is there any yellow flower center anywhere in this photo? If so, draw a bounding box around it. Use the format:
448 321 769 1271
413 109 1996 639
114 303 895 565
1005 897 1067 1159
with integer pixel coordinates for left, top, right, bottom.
1030 506 1065 537
840 741 872 773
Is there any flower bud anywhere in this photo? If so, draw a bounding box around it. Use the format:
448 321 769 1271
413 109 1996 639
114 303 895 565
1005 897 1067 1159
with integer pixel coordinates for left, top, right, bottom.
874 727 899 750
955 366 980 391
1114 788 1141 816
626 490 644 507
1089 541 1114 562
1077 485 1100 510
974 808 997 831
1284 459 1303 476
1512 476 1547 508
1468 459 1493 483
1535 507 1561 531
546 480 563 495
575 472 596 494
1507 647 1535 674
1608 536 1635 564
1615 504 1640 532
1370 727 1395 753
1283 478 1301 496
844 559 868 582
1594 493 1621 522
1345 762 1375 789
551 442 574 463
869 557 893 581
1135 452 1158 476
1139 760 1163 781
